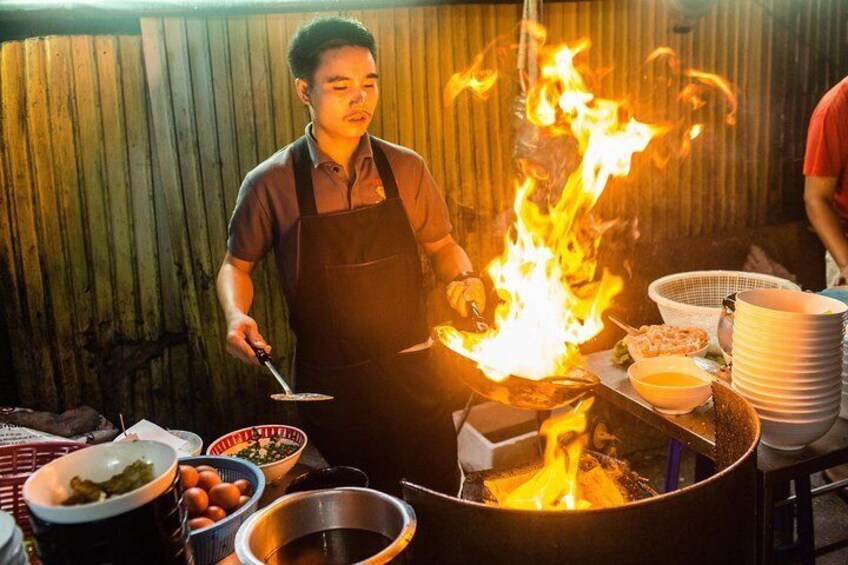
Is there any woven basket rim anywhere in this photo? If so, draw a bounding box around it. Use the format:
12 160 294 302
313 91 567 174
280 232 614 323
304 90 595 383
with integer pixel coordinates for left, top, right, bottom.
648 270 801 314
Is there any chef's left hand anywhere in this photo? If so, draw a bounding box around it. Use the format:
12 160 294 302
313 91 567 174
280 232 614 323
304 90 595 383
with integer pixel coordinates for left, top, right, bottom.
447 277 486 318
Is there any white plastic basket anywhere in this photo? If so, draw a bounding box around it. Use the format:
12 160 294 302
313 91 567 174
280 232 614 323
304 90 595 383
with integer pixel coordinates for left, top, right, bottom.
647 270 801 352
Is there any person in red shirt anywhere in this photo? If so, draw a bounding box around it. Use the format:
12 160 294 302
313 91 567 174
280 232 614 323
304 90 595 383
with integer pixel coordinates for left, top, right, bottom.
804 77 848 495
804 76 848 286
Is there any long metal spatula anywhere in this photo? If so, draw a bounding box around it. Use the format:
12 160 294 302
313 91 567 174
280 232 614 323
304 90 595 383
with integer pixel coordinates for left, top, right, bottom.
249 343 333 402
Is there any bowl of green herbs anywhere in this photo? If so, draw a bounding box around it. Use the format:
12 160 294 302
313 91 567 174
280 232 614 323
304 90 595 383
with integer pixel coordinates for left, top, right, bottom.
206 425 307 484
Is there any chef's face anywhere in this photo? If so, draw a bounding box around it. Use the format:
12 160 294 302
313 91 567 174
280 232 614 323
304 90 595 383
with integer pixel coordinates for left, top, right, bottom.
296 46 379 141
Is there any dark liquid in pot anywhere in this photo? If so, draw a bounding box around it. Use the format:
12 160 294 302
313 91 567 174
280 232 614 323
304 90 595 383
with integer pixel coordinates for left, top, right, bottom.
267 528 393 565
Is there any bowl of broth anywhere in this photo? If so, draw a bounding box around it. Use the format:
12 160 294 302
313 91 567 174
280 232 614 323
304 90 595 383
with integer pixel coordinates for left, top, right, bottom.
628 356 713 415
234 487 415 564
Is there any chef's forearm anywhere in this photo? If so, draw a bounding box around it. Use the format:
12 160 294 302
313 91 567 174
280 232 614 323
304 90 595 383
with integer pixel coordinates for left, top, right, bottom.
430 241 474 283
216 261 255 321
805 194 848 268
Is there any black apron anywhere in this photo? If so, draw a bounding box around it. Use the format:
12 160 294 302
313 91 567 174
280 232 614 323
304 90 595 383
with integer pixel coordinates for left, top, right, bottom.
288 136 459 496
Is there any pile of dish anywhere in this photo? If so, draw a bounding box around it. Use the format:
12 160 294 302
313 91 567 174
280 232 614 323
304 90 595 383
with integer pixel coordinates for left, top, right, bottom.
843 334 848 418
731 289 845 450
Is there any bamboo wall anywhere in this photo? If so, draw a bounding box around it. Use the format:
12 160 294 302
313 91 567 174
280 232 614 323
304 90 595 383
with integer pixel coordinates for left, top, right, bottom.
1 0 846 437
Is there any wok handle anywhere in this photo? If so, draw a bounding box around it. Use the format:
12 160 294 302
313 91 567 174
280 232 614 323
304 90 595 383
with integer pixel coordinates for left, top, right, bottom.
469 301 489 333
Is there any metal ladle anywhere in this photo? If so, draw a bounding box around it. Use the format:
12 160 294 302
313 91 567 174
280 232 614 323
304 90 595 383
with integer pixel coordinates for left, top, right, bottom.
249 343 333 402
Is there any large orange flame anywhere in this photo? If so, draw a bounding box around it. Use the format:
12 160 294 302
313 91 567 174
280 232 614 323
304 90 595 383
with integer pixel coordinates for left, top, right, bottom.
441 29 735 512
502 399 594 510
684 69 737 125
437 38 660 383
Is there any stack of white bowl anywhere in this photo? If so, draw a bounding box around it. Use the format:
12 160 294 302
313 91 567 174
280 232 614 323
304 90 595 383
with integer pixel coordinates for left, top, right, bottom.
842 334 848 419
731 289 845 451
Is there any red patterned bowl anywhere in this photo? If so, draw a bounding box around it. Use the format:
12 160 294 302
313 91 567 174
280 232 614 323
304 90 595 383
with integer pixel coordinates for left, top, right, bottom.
206 425 307 484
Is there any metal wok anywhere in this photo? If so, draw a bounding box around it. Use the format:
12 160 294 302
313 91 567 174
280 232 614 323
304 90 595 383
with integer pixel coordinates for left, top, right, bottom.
436 338 599 411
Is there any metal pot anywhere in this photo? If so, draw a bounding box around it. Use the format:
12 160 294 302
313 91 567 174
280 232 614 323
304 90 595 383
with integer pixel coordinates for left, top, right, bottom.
234 487 415 564
717 292 736 357
437 340 599 411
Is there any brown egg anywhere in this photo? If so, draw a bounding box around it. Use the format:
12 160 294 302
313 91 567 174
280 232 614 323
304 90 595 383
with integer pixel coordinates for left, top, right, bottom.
236 495 250 509
203 506 227 522
179 465 199 489
197 470 222 491
233 479 252 496
208 483 241 511
188 517 214 531
184 487 209 516
195 465 217 474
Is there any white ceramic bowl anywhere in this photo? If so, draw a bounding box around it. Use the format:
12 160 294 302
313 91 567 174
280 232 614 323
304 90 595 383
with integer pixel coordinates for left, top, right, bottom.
733 310 845 331
736 289 848 320
733 316 843 344
758 413 839 451
733 333 844 363
23 441 178 525
740 393 841 416
732 349 843 374
732 370 842 395
730 329 843 357
628 356 712 415
168 430 203 457
732 358 843 382
207 425 307 484
736 340 843 359
732 362 842 385
749 403 840 423
731 374 841 399
731 380 842 408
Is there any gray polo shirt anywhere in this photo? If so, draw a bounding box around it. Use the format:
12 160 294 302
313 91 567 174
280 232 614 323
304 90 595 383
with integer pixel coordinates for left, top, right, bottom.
227 124 452 304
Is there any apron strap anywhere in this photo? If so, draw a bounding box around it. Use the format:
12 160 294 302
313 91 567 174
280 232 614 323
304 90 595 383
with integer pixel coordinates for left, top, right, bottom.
371 140 400 200
292 136 318 217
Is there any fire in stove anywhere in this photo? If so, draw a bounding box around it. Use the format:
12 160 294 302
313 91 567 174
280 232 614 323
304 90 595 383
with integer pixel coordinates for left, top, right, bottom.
437 23 737 512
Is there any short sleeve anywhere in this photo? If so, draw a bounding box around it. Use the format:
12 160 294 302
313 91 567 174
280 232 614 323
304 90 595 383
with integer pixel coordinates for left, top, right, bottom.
227 172 273 261
409 159 453 243
804 102 846 178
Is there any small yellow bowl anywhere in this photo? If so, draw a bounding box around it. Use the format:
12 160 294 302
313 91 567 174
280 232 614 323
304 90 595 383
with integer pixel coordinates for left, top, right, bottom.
628 356 712 415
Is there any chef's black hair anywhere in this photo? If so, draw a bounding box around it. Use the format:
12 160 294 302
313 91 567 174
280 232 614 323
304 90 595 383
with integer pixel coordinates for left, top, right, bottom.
287 16 377 82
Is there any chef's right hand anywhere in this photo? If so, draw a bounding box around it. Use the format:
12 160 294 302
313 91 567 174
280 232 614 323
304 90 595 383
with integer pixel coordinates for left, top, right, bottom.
225 312 271 366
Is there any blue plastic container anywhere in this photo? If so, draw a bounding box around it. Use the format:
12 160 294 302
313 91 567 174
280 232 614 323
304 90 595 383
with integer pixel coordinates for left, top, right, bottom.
180 455 265 565
818 287 848 306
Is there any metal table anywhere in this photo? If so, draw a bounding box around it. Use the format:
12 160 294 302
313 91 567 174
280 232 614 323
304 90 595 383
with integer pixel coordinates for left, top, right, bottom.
586 351 848 565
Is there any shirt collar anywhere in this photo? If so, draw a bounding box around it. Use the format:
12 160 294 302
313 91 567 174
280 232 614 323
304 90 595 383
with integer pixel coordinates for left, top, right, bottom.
304 123 373 169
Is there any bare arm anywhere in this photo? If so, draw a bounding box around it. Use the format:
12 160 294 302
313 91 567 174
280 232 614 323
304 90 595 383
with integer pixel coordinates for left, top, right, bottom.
422 234 473 283
804 175 848 272
422 234 486 317
216 251 269 365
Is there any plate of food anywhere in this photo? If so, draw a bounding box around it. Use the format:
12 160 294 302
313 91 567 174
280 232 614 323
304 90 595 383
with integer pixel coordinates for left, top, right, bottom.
206 425 307 483
22 440 178 524
623 324 710 362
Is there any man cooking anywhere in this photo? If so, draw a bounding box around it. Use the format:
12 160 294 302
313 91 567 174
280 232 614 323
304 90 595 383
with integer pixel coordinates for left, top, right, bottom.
216 16 485 496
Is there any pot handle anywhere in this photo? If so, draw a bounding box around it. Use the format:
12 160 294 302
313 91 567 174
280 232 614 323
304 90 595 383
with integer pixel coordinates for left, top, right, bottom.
722 292 737 313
